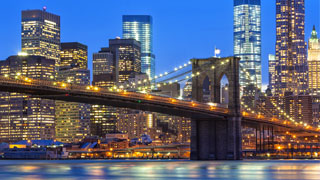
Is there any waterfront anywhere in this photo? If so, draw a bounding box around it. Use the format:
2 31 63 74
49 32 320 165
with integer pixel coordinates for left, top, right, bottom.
0 160 320 179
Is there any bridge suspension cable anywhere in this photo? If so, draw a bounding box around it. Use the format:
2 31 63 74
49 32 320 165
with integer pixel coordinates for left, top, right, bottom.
239 67 315 128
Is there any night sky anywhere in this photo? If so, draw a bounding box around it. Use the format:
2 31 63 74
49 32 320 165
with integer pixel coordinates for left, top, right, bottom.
0 0 319 86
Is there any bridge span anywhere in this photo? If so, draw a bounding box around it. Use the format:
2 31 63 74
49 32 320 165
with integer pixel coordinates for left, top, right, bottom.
0 57 319 160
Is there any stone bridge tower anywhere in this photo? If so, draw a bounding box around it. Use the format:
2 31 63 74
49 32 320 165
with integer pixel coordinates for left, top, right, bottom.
190 56 242 160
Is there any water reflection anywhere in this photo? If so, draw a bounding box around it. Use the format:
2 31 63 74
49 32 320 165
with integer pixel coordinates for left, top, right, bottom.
0 160 319 179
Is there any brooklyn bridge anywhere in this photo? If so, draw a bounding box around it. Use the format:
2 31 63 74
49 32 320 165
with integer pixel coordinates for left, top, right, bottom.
0 56 319 160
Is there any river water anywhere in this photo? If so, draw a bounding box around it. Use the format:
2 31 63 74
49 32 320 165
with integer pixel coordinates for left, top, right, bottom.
0 160 319 179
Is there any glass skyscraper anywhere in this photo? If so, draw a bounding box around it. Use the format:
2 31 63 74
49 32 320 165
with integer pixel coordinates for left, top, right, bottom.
122 15 155 81
234 0 262 92
274 0 307 96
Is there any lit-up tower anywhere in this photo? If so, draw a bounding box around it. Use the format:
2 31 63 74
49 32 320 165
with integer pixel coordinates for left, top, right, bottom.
234 0 262 92
123 15 154 81
109 38 141 83
21 9 61 66
268 54 276 93
0 55 55 143
91 48 117 137
55 42 90 143
55 67 90 143
60 42 88 69
92 48 116 88
274 0 308 96
308 26 320 95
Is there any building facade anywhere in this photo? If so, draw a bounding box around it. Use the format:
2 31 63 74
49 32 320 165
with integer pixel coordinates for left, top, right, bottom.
60 42 88 69
92 48 116 88
21 9 61 66
56 42 90 143
0 55 55 143
308 26 320 95
234 0 262 92
109 38 141 83
91 47 118 137
268 54 276 93
273 0 308 96
55 67 91 143
123 15 155 81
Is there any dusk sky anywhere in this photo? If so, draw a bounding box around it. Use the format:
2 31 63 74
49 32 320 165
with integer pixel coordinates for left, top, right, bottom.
0 0 319 85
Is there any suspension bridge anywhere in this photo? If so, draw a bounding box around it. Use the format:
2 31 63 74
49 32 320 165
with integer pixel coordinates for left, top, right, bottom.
0 56 319 160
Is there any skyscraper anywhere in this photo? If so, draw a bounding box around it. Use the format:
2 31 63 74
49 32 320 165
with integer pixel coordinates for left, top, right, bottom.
274 0 307 96
60 42 88 69
109 38 141 83
93 48 116 88
91 48 117 137
234 0 262 92
21 9 61 66
55 67 91 143
308 26 320 95
0 55 55 142
268 54 276 93
56 42 90 143
123 15 155 81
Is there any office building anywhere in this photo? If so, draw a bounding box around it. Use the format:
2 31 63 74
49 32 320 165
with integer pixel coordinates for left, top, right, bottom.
91 47 118 137
308 26 320 95
109 38 141 83
268 54 276 93
273 0 307 95
0 55 55 143
56 42 90 143
60 42 88 69
55 67 91 143
234 0 262 92
21 9 61 66
92 48 116 88
183 79 192 101
123 15 155 80
157 82 180 98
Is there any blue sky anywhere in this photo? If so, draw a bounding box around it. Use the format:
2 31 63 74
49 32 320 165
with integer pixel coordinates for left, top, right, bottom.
0 0 319 85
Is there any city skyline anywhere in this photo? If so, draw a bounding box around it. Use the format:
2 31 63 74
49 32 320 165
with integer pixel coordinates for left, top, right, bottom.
0 0 318 87
0 0 320 165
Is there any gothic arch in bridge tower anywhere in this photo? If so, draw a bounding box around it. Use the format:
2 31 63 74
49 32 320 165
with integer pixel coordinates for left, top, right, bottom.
190 56 242 160
191 56 240 115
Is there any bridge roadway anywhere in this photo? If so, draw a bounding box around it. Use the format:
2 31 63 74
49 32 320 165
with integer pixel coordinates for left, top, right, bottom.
0 75 319 135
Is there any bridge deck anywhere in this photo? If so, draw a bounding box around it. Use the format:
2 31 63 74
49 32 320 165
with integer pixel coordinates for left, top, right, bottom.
0 75 319 134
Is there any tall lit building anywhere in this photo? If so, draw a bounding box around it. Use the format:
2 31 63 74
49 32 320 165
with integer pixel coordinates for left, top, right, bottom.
0 55 55 143
55 42 90 143
273 0 308 96
92 48 115 88
183 79 192 101
93 39 141 87
55 67 90 143
21 9 61 66
60 42 88 69
268 54 276 92
91 47 118 137
308 26 320 95
123 15 155 80
234 0 262 92
109 38 141 83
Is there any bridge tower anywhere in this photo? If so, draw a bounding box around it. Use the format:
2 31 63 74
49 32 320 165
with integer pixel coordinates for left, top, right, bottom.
190 56 242 160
